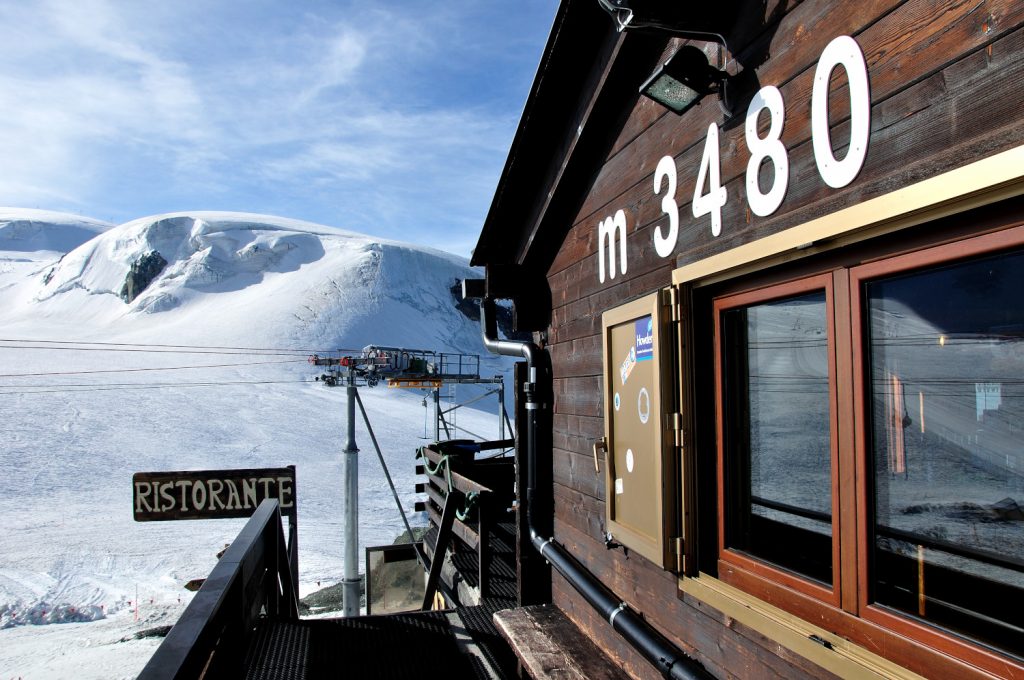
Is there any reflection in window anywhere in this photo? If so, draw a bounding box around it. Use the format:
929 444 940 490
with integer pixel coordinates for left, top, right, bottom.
866 248 1024 656
722 291 833 585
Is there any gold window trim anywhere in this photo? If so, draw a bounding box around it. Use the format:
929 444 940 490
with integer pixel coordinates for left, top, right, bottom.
681 575 927 679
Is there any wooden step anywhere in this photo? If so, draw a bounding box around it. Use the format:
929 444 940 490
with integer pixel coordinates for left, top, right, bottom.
493 605 631 680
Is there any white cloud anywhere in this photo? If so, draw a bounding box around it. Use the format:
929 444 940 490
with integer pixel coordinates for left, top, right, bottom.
298 27 370 104
0 0 558 255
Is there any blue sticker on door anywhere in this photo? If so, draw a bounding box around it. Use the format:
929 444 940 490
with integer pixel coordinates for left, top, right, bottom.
635 316 653 362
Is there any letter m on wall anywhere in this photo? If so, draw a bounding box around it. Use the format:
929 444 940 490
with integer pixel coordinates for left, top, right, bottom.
598 209 628 283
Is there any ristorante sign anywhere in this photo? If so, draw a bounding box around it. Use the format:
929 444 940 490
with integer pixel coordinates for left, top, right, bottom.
596 35 872 284
132 466 296 521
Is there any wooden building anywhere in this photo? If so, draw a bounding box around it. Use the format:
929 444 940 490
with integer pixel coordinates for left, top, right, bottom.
471 1 1024 677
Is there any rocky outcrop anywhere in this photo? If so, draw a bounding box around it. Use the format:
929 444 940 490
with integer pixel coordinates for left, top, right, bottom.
120 251 168 303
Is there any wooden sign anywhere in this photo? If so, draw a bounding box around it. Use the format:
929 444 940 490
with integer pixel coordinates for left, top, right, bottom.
133 466 296 521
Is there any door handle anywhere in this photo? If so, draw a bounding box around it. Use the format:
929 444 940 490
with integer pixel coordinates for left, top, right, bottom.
592 437 607 473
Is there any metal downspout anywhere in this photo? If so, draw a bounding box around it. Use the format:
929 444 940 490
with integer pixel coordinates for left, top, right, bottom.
478 299 709 680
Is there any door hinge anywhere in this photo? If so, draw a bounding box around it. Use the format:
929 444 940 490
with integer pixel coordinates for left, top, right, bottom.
670 412 685 449
663 285 682 325
675 536 685 573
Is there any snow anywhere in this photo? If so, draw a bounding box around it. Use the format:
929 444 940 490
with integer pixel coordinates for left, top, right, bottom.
0 209 113 300
0 210 511 678
0 209 111 255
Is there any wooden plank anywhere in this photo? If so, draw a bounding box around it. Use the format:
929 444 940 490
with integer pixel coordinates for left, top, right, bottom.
553 413 604 443
565 0 1018 244
548 252 672 324
553 412 604 435
549 334 603 379
425 487 481 551
550 3 1024 300
552 428 601 460
422 489 461 610
493 605 631 680
548 256 674 345
562 0 909 258
554 571 840 680
554 482 606 541
670 23 1024 268
552 578 669 680
453 518 480 552
478 502 490 596
425 484 446 510
554 377 603 418
552 448 606 503
426 504 440 541
449 469 494 496
554 516 678 603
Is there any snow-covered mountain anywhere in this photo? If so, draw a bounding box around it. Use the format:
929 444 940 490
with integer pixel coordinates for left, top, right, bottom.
0 209 510 678
0 208 111 255
2 211 486 354
0 209 114 294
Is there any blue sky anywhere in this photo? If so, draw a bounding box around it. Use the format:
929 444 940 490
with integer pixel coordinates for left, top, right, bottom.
0 0 559 256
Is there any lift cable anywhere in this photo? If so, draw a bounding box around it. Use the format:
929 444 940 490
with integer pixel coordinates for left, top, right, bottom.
0 358 307 378
0 344 315 357
0 379 310 395
0 337 355 353
353 389 430 574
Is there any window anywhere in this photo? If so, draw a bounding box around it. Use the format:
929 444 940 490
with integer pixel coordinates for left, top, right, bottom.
716 276 838 601
854 234 1024 661
711 226 1024 672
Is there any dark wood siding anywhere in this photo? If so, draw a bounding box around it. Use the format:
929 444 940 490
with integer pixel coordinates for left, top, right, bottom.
542 0 1024 677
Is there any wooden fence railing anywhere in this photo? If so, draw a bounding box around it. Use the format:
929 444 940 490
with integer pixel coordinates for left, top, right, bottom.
419 440 514 604
137 499 298 680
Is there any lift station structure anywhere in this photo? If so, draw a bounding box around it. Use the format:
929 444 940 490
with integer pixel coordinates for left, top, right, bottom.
309 345 511 445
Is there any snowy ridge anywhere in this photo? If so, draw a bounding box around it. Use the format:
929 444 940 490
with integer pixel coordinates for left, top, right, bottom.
8 211 484 353
0 208 111 256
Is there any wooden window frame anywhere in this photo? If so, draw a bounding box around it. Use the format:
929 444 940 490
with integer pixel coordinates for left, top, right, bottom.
705 225 1024 677
849 223 1024 673
713 273 842 608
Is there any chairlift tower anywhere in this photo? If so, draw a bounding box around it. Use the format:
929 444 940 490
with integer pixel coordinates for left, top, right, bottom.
311 346 512 443
307 345 511 618
340 367 360 618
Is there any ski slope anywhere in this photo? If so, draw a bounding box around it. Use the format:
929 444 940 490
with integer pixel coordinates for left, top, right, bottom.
0 210 511 678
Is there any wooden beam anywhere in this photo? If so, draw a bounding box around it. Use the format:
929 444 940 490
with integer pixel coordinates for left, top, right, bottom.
493 605 631 680
422 489 462 611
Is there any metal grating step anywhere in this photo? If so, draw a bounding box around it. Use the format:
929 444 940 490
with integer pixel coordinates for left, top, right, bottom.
244 620 311 680
243 611 480 680
450 521 517 605
453 604 520 680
